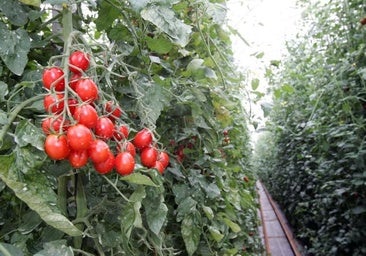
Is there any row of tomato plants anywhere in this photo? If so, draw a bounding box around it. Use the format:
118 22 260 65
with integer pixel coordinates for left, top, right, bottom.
255 0 366 255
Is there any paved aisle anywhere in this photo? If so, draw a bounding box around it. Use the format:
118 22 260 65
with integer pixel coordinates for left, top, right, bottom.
257 181 303 256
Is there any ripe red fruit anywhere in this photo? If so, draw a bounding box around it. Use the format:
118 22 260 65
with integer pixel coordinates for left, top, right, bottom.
68 150 88 168
153 161 165 174
42 116 70 134
113 125 129 141
74 78 98 103
115 152 135 176
67 124 93 151
42 67 65 91
118 141 136 157
360 17 366 26
44 134 70 160
73 104 98 128
67 98 78 115
69 73 82 91
133 128 153 150
140 147 158 168
95 117 114 139
88 139 110 163
105 101 122 121
94 151 115 174
43 93 64 114
158 151 169 168
69 51 90 74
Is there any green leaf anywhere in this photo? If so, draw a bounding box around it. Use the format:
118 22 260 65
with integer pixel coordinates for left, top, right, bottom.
181 212 201 256
146 36 173 54
0 0 28 26
202 205 214 220
0 23 31 75
19 0 41 7
34 240 73 256
14 120 44 150
95 1 120 31
0 81 8 101
222 217 241 233
144 187 167 235
0 154 83 237
0 243 24 256
141 5 192 47
208 226 224 242
120 172 158 187
251 78 260 90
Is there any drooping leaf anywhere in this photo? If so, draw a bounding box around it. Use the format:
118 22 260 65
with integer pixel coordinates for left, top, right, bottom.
0 81 8 101
208 226 224 242
141 5 192 47
181 212 201 256
144 187 167 235
120 172 158 187
0 23 30 75
0 154 82 237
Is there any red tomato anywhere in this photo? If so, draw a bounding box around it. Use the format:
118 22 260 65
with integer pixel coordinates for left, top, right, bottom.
105 101 122 121
140 147 158 168
42 116 70 134
73 104 98 128
158 151 169 168
42 67 65 91
67 124 93 151
133 128 153 150
153 161 165 174
94 151 115 174
113 125 129 141
95 117 114 139
88 139 110 163
115 152 135 176
74 78 99 103
68 150 88 168
69 51 90 74
67 98 78 115
118 141 136 157
44 134 70 160
69 73 82 91
43 93 64 114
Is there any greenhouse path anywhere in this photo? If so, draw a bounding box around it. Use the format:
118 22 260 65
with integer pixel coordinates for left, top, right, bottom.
257 181 304 256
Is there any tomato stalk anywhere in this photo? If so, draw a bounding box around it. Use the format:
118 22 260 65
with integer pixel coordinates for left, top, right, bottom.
74 173 88 249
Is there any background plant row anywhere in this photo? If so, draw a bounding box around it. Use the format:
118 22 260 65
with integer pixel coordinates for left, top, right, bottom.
255 0 366 255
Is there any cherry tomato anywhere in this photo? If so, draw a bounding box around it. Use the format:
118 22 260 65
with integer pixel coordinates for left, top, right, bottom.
44 134 70 160
113 125 129 141
105 101 122 121
88 139 110 163
153 161 165 174
42 67 65 91
43 93 64 114
69 51 90 74
95 117 114 139
68 150 88 168
158 151 169 168
67 124 93 151
74 78 99 103
69 73 82 91
94 151 115 174
118 141 136 157
115 152 135 176
67 98 78 115
140 147 158 168
42 116 70 134
133 128 153 150
73 104 98 128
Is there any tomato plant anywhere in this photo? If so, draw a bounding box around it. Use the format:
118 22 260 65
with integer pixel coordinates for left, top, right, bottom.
69 50 90 74
115 152 135 176
44 134 70 160
42 67 65 91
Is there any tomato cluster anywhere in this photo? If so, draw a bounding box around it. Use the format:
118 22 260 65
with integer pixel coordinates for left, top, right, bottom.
42 51 169 175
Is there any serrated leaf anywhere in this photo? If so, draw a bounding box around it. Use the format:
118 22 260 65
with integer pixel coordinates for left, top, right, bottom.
141 5 192 47
19 0 41 7
0 23 30 75
120 172 158 187
0 154 82 237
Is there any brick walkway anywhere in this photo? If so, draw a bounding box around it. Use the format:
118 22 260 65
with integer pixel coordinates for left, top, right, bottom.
257 181 303 256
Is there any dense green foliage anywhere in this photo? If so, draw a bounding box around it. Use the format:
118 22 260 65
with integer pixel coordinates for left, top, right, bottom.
0 0 262 255
255 0 366 255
